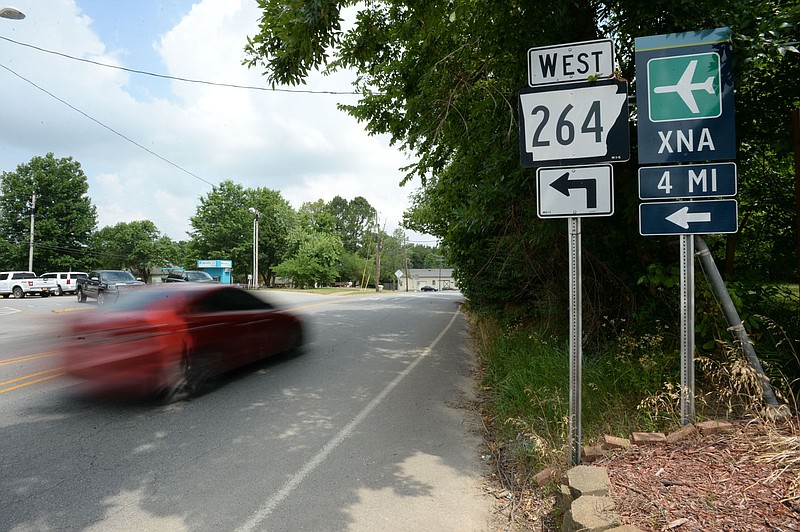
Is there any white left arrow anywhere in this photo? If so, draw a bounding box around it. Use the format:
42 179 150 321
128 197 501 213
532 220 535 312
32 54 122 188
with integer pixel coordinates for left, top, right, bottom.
666 206 712 229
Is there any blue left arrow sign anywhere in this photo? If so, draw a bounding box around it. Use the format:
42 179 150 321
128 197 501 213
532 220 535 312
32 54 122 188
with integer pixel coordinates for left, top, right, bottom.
639 199 738 235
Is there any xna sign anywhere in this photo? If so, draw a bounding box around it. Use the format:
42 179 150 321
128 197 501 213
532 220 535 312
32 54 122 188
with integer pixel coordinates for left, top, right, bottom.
634 28 735 164
528 39 616 86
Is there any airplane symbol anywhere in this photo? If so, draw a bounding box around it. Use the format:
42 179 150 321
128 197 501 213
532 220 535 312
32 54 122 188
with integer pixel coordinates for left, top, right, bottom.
652 59 715 114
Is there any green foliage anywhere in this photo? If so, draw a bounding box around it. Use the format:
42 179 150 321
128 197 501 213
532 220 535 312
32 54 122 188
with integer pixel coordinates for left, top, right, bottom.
188 180 294 284
243 0 345 86
274 231 343 288
325 195 376 253
405 242 442 269
638 263 681 290
337 250 366 283
91 220 169 281
0 153 97 273
189 180 253 282
477 314 679 466
244 0 799 329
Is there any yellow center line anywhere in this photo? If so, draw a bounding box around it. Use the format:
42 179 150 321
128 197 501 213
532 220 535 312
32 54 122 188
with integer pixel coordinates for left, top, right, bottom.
285 299 348 312
0 351 59 366
0 294 376 396
0 368 63 394
282 292 384 312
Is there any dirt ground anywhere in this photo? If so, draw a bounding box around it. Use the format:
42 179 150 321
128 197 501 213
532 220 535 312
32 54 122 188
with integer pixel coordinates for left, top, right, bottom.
598 421 799 531
485 420 800 531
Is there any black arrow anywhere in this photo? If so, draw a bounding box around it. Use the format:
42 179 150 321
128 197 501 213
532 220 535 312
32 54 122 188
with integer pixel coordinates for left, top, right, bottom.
550 172 598 209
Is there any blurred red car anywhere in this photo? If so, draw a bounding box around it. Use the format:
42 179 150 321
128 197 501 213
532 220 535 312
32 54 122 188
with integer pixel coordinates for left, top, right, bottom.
60 284 304 402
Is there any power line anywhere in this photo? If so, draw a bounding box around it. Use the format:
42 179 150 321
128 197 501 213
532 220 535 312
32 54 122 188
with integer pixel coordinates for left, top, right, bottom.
0 35 363 95
0 62 216 187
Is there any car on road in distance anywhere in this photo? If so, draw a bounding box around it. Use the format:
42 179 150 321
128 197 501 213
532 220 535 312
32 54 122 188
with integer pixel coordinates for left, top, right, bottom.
419 286 438 292
59 283 305 402
163 270 216 283
41 271 88 296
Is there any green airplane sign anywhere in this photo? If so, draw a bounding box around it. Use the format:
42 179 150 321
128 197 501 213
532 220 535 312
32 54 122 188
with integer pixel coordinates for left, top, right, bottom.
648 53 722 122
635 27 735 164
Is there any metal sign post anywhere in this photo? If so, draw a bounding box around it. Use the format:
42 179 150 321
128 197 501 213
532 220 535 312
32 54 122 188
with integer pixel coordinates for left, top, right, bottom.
568 217 582 466
636 29 737 426
680 235 695 424
524 38 628 466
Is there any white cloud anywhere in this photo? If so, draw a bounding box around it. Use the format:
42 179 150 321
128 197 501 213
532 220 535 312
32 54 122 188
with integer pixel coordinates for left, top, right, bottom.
0 0 429 246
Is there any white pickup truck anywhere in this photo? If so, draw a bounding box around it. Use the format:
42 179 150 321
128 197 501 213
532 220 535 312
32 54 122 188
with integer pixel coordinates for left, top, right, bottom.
0 271 58 298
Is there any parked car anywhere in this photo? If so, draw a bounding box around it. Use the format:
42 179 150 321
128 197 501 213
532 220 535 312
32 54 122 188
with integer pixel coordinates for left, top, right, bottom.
0 271 57 298
419 285 438 292
40 271 88 296
59 284 305 402
76 270 146 305
164 270 216 283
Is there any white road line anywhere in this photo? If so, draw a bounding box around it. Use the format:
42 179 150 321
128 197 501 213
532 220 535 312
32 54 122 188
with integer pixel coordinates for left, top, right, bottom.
0 307 21 316
236 308 461 532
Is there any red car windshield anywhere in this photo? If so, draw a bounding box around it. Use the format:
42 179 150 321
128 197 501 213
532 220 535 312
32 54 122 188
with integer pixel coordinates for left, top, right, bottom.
109 288 191 312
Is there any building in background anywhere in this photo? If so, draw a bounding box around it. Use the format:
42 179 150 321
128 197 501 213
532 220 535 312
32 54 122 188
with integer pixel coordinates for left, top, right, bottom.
399 268 456 291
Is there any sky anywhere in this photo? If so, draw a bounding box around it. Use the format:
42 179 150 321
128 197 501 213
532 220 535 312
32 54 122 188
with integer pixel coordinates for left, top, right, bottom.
0 0 434 244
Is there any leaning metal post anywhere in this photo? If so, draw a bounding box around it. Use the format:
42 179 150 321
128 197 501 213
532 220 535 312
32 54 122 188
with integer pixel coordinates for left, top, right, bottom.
694 236 784 414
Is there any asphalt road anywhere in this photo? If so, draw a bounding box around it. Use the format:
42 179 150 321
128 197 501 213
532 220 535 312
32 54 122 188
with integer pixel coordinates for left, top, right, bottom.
0 289 494 531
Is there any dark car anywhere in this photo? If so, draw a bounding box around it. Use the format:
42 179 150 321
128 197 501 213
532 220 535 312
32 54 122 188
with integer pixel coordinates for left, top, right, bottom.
60 284 304 402
164 270 216 283
76 270 146 305
419 286 438 292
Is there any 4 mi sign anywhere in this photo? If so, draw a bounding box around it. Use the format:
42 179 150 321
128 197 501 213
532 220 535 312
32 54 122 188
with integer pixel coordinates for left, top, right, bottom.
639 162 737 199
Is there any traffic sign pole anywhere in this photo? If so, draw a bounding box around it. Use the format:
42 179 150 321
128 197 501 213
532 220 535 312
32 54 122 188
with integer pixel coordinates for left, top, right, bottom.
523 38 627 466
568 217 582 466
793 108 800 286
680 235 695 425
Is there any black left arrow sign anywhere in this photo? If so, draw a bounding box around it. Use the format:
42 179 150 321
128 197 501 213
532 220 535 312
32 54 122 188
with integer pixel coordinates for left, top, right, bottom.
550 172 598 208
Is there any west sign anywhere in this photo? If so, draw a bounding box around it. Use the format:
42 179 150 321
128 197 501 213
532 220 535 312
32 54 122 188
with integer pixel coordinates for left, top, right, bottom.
528 39 615 86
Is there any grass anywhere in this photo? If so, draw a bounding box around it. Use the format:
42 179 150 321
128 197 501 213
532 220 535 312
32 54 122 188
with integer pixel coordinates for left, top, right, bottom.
474 316 689 470
780 283 799 298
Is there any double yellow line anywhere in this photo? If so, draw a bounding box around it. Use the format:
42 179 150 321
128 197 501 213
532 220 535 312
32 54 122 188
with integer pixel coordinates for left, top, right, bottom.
0 296 371 395
0 352 63 395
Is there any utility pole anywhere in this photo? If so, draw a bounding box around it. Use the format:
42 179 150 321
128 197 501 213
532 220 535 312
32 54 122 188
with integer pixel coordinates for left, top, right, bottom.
28 193 35 272
404 235 409 292
248 208 260 288
374 212 381 292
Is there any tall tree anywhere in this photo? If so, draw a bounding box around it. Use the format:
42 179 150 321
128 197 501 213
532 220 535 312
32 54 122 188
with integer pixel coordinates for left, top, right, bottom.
91 220 173 282
189 180 295 285
298 199 337 235
274 231 343 288
0 153 96 273
245 0 799 318
325 195 377 253
91 220 169 282
189 180 252 283
251 187 296 286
